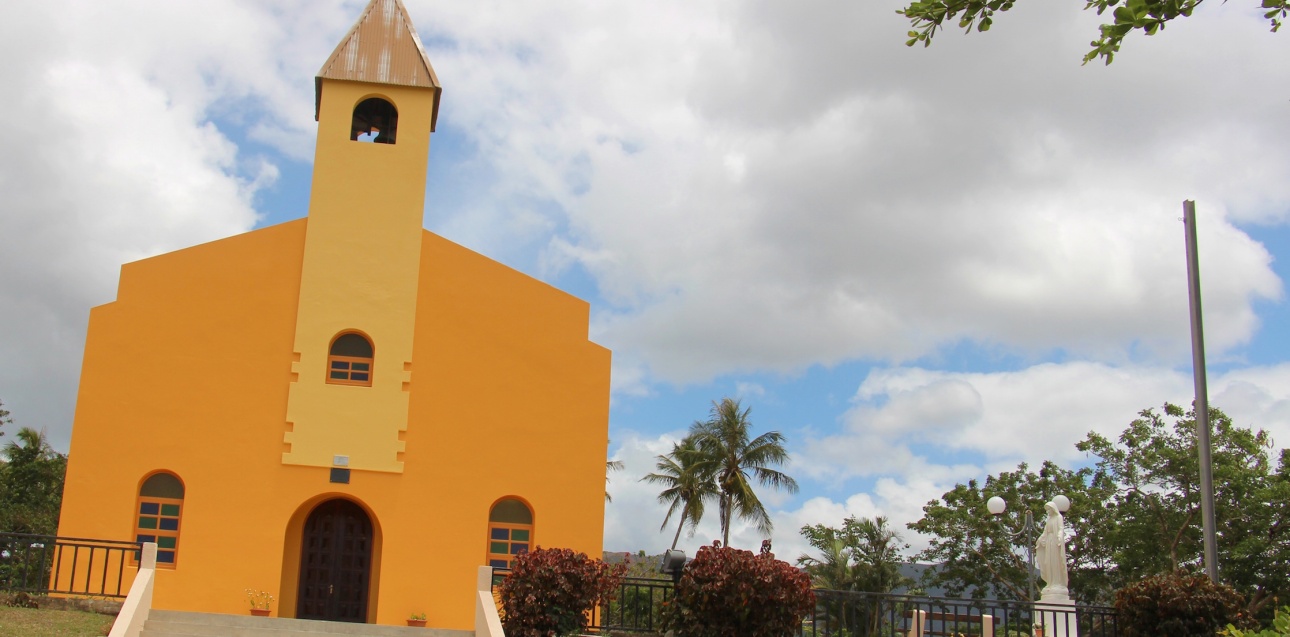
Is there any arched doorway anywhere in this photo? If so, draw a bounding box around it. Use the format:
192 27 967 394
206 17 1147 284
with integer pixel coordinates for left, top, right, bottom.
297 499 373 622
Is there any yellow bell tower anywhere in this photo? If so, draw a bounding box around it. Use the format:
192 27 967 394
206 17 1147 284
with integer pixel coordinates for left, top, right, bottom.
283 0 442 472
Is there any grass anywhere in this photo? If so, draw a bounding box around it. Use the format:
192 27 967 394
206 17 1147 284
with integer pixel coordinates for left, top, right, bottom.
0 606 114 637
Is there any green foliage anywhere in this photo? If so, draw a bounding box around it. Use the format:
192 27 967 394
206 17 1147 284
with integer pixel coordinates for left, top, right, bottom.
1224 606 1290 636
0 399 11 438
0 427 67 536
661 543 815 637
498 547 626 637
1080 404 1290 615
1115 572 1255 636
606 449 624 503
897 0 1287 64
799 516 912 593
908 459 1117 603
799 516 912 636
908 403 1290 614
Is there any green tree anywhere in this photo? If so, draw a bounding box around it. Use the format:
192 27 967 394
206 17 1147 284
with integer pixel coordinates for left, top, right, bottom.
908 460 1118 603
908 403 1290 613
800 516 912 636
641 435 717 549
1078 403 1290 615
691 398 799 548
0 427 68 535
800 515 913 593
898 0 1287 65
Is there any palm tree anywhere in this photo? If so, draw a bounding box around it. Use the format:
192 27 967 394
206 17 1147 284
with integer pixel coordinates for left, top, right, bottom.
798 532 859 590
691 397 798 547
641 436 716 550
605 451 624 503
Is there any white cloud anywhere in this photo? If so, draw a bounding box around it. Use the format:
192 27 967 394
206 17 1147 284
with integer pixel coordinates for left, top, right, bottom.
604 363 1290 555
406 0 1290 388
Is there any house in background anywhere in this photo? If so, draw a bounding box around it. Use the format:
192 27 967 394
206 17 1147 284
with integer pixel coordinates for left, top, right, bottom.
56 0 611 628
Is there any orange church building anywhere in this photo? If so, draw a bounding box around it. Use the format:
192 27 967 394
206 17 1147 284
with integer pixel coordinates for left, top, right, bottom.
56 0 610 629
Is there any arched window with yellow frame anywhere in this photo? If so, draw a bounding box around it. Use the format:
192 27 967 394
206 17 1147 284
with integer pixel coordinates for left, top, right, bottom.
327 332 374 386
486 498 533 568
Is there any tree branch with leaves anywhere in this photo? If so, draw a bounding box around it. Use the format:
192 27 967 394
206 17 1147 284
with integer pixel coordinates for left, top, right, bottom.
898 0 1287 64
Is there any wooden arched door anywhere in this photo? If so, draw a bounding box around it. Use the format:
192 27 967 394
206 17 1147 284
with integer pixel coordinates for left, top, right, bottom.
296 499 373 622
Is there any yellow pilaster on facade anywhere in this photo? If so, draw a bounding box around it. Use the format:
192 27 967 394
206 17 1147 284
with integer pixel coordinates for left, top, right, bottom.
283 0 442 472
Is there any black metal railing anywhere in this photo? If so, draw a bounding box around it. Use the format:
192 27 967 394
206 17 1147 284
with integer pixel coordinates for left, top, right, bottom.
802 590 1119 637
490 568 675 634
593 576 675 633
0 533 142 599
488 566 1120 637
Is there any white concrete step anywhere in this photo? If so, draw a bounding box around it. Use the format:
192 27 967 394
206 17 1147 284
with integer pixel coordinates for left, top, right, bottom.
140 610 473 637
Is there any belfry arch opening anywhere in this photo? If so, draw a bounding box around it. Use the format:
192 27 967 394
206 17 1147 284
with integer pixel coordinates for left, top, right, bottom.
351 97 398 144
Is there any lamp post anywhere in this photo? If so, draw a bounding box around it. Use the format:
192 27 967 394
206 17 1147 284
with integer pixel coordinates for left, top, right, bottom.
986 494 1070 602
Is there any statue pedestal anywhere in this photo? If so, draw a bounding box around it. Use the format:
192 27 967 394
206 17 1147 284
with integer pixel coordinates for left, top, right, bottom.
1034 589 1074 637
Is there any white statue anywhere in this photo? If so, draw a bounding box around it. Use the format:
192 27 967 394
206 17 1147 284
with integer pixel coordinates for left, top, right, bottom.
1034 501 1070 600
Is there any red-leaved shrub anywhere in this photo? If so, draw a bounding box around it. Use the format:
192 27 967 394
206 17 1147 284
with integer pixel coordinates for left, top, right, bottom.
661 542 816 637
497 547 626 637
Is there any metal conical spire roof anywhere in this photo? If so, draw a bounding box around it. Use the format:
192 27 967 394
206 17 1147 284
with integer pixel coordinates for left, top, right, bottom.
315 0 441 130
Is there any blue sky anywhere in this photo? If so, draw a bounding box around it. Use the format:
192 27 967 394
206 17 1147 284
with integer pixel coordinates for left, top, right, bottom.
1 0 1288 563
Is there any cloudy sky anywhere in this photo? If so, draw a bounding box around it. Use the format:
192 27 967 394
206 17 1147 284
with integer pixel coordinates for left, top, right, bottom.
2 0 1288 563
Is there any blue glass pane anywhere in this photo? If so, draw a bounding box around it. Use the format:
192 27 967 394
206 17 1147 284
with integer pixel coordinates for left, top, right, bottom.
351 373 369 382
490 528 509 540
159 518 179 531
157 551 175 564
139 502 160 515
489 560 508 568
510 543 529 554
331 361 350 369
136 535 156 544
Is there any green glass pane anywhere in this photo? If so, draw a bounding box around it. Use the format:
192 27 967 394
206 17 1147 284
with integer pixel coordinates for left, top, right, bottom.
158 536 177 549
490 542 508 554
138 517 158 530
511 529 530 541
330 371 348 379
352 362 369 371
160 504 180 516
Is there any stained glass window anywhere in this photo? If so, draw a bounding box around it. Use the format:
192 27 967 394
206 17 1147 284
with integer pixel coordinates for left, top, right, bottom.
134 472 183 568
486 498 533 569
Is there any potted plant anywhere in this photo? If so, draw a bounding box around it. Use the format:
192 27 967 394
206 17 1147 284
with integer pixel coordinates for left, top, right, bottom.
245 589 275 617
407 612 427 627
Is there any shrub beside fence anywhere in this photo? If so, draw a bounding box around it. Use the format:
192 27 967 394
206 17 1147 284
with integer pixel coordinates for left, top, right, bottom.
0 532 141 599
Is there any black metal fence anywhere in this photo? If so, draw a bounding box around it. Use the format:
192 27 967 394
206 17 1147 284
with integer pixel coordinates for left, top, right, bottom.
802 589 1119 637
489 567 1120 637
0 533 142 599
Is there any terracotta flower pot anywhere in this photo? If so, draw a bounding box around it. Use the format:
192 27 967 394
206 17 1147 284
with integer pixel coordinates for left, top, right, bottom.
407 619 427 627
250 608 271 617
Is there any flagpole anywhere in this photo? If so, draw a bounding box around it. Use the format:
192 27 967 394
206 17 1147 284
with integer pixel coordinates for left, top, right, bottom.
1183 199 1219 581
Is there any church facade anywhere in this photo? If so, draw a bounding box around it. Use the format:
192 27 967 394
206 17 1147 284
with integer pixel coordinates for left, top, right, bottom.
56 0 610 628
